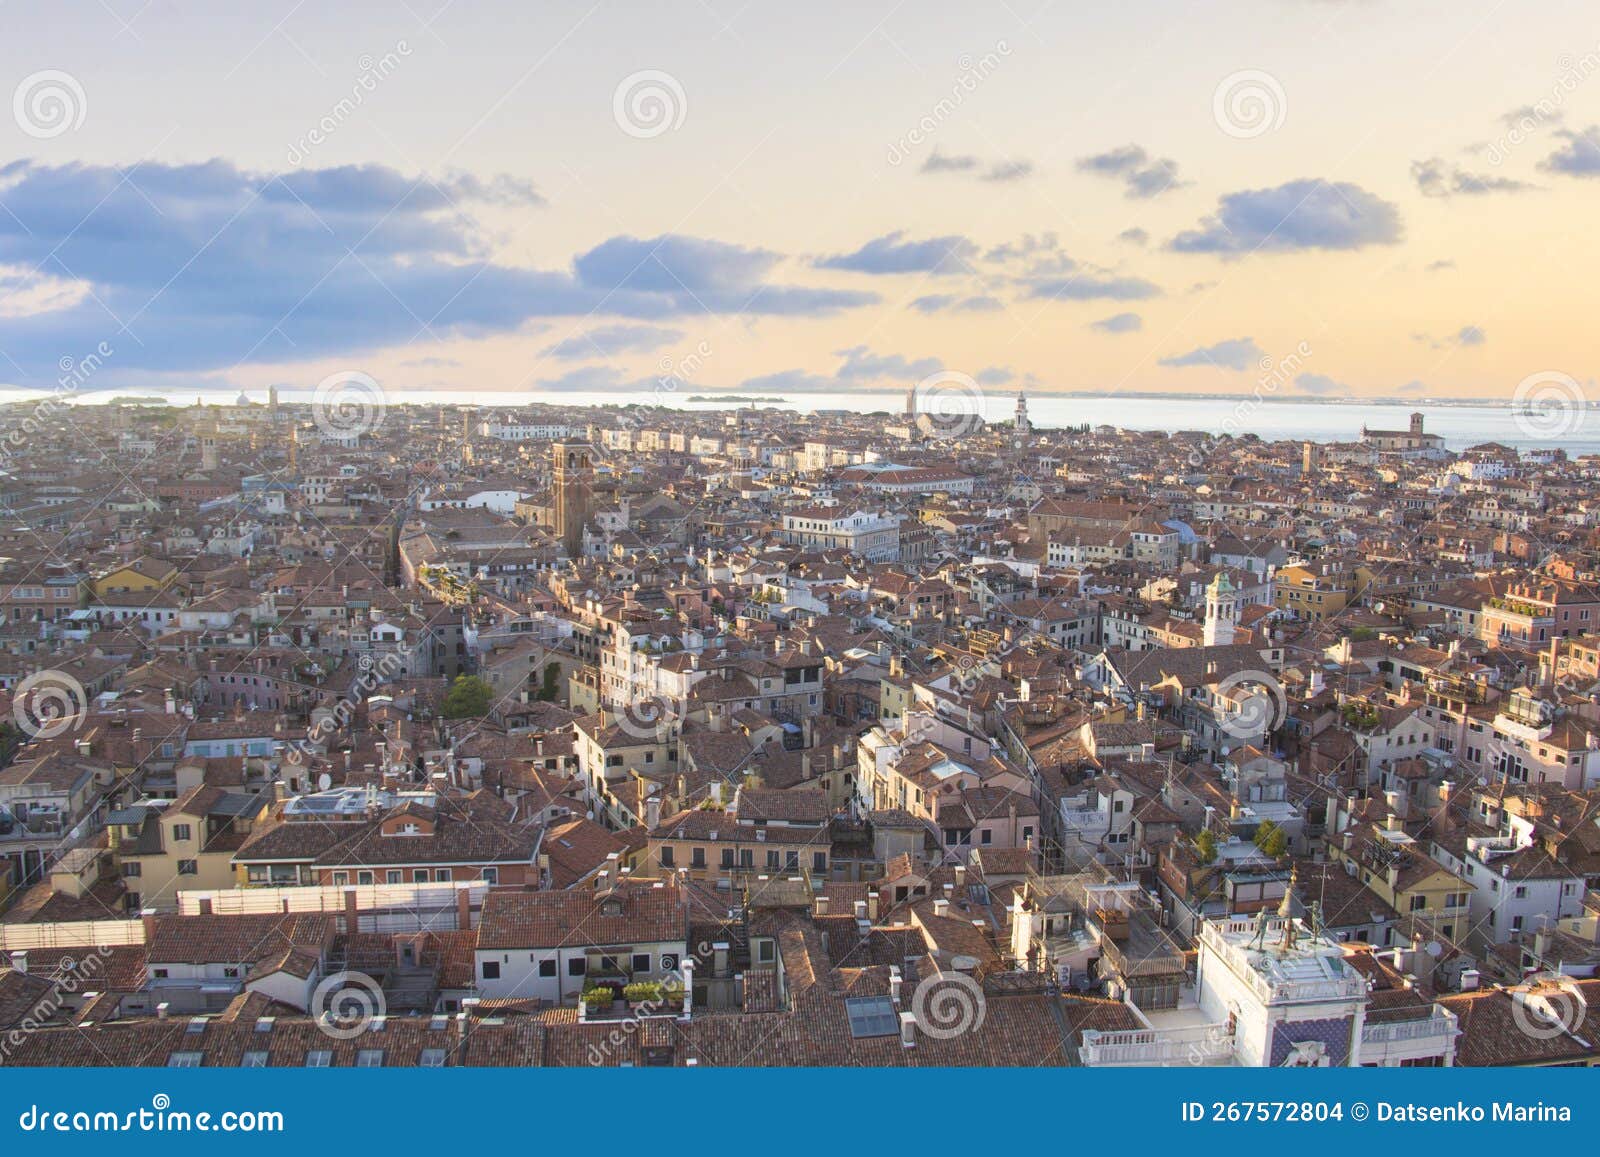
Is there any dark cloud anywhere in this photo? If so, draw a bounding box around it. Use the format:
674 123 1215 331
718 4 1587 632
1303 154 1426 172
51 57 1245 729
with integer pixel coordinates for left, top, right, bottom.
1077 144 1188 198
0 159 872 387
1169 179 1403 255
1412 157 1535 197
542 324 682 360
1159 337 1265 371
1294 372 1350 396
919 150 980 173
1542 126 1600 176
908 294 1003 314
817 232 978 275
1091 312 1143 334
1025 274 1159 302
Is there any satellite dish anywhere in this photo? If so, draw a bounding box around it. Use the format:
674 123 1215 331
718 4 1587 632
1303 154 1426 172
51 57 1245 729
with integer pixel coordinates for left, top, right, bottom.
317 772 332 791
1425 941 1443 958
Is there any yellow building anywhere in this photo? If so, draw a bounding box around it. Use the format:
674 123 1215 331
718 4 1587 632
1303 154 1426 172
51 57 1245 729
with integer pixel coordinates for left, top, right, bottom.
91 557 180 600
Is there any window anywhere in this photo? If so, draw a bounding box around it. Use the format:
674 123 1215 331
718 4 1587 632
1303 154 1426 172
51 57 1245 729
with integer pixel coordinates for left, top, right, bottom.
419 1048 446 1067
844 996 899 1039
305 1050 333 1067
356 1049 384 1067
660 846 675 868
481 961 500 980
386 870 403 884
172 824 192 842
331 872 348 886
720 848 734 869
240 1051 268 1067
757 940 775 963
435 869 452 882
691 847 705 868
539 959 557 978
357 870 374 885
632 952 651 973
568 958 586 977
123 861 141 877
167 1051 203 1067
481 867 498 886
766 850 780 870
812 852 827 872
413 869 429 883
177 860 198 876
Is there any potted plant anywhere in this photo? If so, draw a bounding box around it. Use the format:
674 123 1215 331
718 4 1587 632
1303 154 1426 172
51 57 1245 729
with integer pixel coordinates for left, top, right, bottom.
580 987 614 1013
623 981 663 1007
662 981 686 1011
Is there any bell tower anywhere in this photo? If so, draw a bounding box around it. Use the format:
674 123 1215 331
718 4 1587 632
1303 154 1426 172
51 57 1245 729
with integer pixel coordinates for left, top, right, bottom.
1203 571 1237 647
552 441 594 559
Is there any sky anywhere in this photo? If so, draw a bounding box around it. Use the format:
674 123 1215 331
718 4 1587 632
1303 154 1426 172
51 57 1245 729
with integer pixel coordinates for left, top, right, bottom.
1 0 1598 404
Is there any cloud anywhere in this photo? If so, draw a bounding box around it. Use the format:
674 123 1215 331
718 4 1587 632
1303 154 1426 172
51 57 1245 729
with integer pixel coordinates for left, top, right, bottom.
917 151 1032 182
1117 228 1150 246
1159 337 1265 371
1541 126 1600 176
1455 324 1486 346
1293 372 1350 396
817 232 978 275
833 345 942 381
535 365 635 392
0 160 876 387
1025 274 1160 302
919 150 979 173
1091 312 1143 334
1504 104 1563 128
1395 379 1427 394
1076 144 1188 198
908 294 1003 314
976 366 1014 385
1412 157 1535 196
543 324 682 359
983 159 1035 182
1425 259 1456 272
1169 179 1403 255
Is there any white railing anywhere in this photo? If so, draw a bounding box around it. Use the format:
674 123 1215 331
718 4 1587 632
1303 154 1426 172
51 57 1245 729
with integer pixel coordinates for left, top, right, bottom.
0 919 145 950
1361 1008 1458 1047
178 880 487 916
1081 1023 1234 1066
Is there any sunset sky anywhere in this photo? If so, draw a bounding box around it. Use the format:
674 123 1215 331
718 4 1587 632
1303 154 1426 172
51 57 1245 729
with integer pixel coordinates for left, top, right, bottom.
2 0 1598 403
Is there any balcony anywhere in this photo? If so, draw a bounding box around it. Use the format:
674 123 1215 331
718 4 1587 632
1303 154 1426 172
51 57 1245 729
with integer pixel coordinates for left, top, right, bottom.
1080 1022 1235 1066
1359 1007 1458 1064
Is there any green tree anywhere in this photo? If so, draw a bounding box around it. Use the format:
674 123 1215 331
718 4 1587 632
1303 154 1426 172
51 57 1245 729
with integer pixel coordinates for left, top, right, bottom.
537 662 561 702
443 675 493 719
1254 820 1289 858
1193 829 1219 865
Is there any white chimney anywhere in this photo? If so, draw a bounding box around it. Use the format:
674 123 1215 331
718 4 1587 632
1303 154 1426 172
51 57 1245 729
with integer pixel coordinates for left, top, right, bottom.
898 1011 917 1048
933 898 950 917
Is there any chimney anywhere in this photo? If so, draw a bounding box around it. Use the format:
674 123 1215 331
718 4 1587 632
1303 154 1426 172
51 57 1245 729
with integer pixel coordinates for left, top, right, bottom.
141 908 158 943
679 959 694 1017
867 891 879 922
933 898 950 917
1459 969 1480 991
955 865 967 890
889 967 903 1004
898 1011 917 1048
457 885 473 930
156 1002 170 1020
344 888 359 935
11 951 26 974
197 897 213 916
815 895 830 917
853 899 867 921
